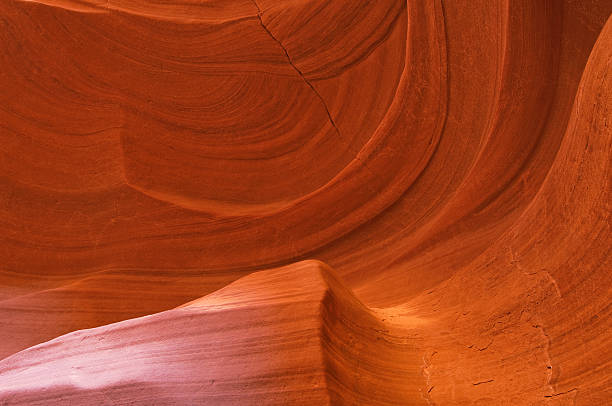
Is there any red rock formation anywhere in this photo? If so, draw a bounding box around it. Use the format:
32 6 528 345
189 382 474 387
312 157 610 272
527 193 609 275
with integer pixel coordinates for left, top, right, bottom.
0 261 426 404
0 0 610 404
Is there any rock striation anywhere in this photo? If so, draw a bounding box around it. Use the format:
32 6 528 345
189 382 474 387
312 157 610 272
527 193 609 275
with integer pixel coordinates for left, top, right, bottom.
0 261 424 405
0 0 610 404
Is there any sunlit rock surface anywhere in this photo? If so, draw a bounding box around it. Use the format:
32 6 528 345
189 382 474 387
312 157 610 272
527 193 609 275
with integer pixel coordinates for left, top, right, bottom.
0 0 610 404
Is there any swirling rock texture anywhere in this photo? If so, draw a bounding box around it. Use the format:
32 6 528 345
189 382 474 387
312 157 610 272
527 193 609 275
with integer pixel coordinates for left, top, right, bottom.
0 0 610 404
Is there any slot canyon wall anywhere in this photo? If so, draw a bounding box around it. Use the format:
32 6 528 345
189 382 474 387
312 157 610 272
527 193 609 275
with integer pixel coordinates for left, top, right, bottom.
0 0 610 404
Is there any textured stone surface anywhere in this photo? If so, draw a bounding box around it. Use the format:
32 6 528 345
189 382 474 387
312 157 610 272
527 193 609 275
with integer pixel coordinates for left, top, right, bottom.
0 0 610 404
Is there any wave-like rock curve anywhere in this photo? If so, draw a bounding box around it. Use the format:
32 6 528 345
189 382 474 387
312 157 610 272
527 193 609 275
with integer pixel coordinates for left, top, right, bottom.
0 261 422 405
0 0 610 404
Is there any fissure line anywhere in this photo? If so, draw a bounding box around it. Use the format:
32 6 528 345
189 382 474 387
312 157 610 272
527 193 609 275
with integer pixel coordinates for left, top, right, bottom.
251 0 341 137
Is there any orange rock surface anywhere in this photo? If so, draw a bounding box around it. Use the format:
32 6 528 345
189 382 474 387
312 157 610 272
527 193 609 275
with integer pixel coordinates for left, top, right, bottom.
0 0 610 404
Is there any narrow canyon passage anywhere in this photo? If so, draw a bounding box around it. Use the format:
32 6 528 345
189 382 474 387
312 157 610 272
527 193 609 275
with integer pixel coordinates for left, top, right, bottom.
0 0 610 404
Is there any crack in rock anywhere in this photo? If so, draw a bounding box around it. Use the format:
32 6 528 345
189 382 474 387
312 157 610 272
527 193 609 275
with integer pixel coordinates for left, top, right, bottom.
472 379 494 386
544 388 578 398
250 0 341 137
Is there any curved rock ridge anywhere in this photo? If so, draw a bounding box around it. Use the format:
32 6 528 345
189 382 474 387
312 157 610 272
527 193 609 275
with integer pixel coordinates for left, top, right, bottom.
0 261 424 405
0 0 611 404
400 13 612 403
